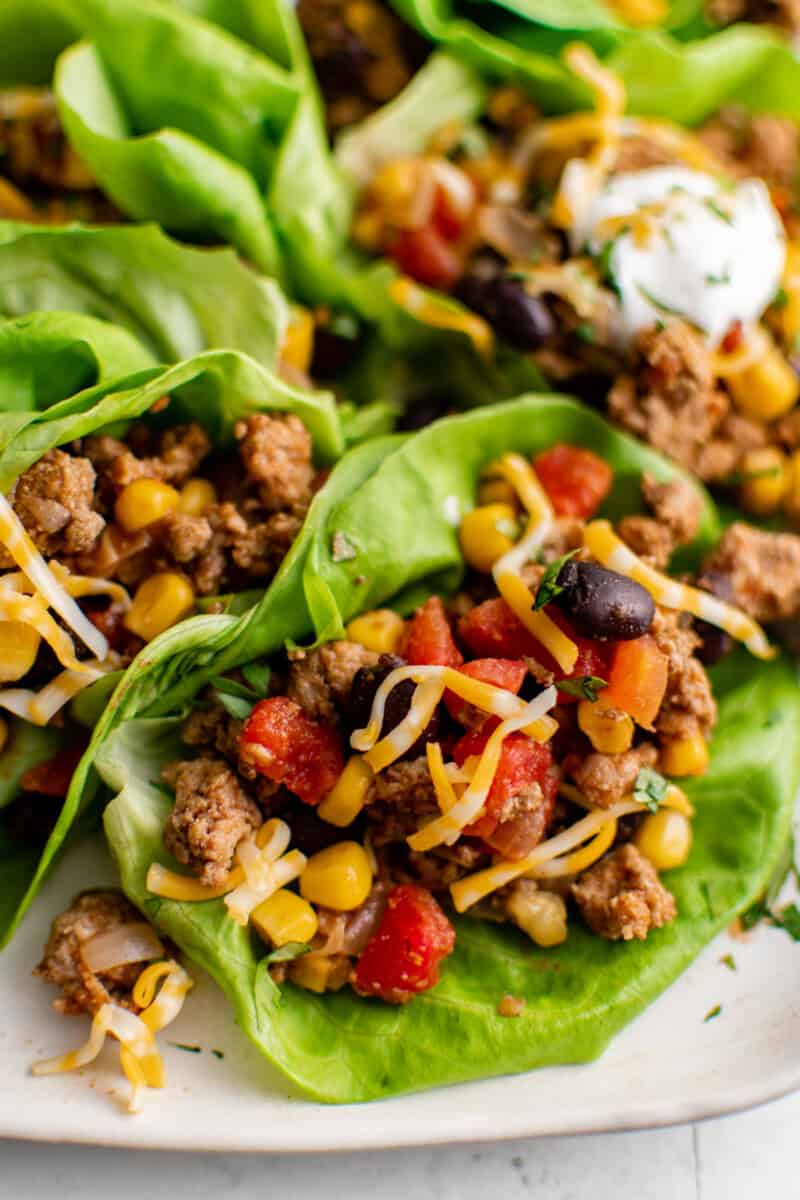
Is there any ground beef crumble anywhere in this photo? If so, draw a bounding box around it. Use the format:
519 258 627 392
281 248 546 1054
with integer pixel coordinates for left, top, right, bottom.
572 844 677 941
1 450 104 564
287 640 379 725
651 610 718 741
703 522 800 622
567 744 658 810
162 757 262 886
35 890 152 1016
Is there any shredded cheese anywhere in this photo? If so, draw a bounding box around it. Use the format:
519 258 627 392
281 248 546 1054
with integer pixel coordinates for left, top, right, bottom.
0 661 108 725
364 676 446 772
146 821 278 903
407 685 558 851
583 519 775 659
426 741 459 814
389 277 494 357
529 816 618 878
0 493 109 661
224 820 306 925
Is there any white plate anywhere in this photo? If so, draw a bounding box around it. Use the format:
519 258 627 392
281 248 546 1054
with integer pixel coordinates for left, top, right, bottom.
2 830 799 1152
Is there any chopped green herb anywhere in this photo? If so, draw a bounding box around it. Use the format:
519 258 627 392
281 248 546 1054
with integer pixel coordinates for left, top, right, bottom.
211 1049 225 1060
636 283 685 318
241 662 271 696
704 197 734 225
773 286 789 310
633 765 669 813
661 225 677 253
654 318 666 333
704 1004 722 1023
595 237 623 298
169 1042 202 1054
265 941 312 964
774 903 800 941
705 267 732 286
720 953 737 972
533 549 579 610
740 897 769 931
332 531 358 562
575 323 596 344
555 675 608 702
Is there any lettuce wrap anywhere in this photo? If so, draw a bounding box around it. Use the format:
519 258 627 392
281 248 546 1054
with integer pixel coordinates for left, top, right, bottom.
38 395 798 1103
0 313 347 941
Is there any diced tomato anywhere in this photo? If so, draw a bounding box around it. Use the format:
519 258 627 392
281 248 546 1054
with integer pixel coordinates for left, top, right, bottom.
443 657 527 727
403 596 463 668
598 635 668 729
432 181 474 241
458 602 610 704
453 722 554 840
458 598 541 660
20 741 88 798
353 883 455 1003
720 319 743 355
533 444 613 519
484 780 558 861
84 601 131 652
389 227 462 290
240 697 344 806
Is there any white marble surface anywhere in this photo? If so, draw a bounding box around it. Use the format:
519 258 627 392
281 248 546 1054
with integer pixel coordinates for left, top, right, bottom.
1 1090 795 1198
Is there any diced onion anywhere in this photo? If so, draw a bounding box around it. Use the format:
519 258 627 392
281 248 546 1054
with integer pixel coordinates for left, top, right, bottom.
80 923 165 972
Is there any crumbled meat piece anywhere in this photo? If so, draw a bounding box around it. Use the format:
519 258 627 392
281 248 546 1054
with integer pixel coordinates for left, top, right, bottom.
367 758 439 843
103 423 211 493
157 424 211 485
287 640 379 724
159 511 213 563
34 890 152 1016
608 321 735 481
214 503 303 579
568 743 658 809
651 609 717 740
235 413 314 511
405 842 488 890
3 450 104 563
702 522 800 621
613 135 676 173
572 843 677 941
700 106 800 185
641 474 701 547
616 515 674 570
162 757 261 886
182 701 244 763
775 409 800 449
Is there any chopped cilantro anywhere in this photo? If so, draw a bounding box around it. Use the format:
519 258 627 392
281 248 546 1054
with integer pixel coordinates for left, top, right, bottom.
774 903 800 941
533 549 578 610
636 283 685 318
704 267 732 286
773 286 789 310
169 1042 202 1054
720 953 737 972
554 675 608 702
265 941 312 964
704 197 734 225
704 1004 722 1023
661 225 677 253
211 1049 225 1060
575 323 596 344
633 765 669 813
740 897 770 931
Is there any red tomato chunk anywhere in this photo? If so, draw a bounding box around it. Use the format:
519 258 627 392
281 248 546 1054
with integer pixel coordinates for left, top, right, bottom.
20 742 88 798
390 227 462 290
353 884 455 1003
403 596 463 668
534 444 613 519
453 722 555 840
443 657 527 726
240 697 344 806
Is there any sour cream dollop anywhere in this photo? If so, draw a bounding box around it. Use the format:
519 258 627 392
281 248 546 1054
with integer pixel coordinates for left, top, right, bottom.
573 166 786 347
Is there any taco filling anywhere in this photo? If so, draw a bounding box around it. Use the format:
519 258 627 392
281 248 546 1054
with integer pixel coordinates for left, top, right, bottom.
348 43 800 519
141 441 784 1005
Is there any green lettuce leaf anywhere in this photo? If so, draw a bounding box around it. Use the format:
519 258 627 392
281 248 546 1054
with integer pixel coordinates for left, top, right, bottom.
0 222 290 366
59 396 783 1106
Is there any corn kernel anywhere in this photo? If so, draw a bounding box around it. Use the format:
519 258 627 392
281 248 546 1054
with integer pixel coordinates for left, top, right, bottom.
0 621 41 683
781 242 800 344
728 337 799 421
351 206 385 252
784 449 800 522
458 503 519 574
115 478 180 532
178 477 217 517
478 477 518 508
370 159 420 225
577 701 634 754
635 809 692 870
300 842 372 911
346 609 405 655
318 757 374 828
0 715 9 754
251 888 318 947
124 572 195 642
288 953 351 994
738 447 788 516
281 306 315 374
660 734 709 778
506 880 567 948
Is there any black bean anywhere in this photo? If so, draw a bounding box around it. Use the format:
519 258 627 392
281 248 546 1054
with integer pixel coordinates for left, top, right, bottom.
346 654 440 760
3 791 61 846
454 269 555 351
398 393 452 432
553 560 655 640
694 570 734 666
